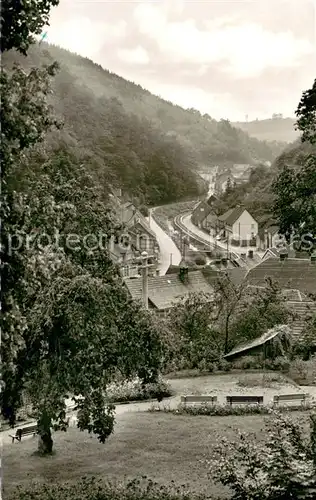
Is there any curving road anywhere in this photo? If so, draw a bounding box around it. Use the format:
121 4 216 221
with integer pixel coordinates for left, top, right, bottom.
148 211 181 275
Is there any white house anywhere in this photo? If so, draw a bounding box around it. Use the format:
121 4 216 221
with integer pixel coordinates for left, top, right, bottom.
217 205 258 245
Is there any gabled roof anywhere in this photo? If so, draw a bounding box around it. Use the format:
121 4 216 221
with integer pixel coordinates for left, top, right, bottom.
124 270 214 310
132 217 156 239
245 257 316 296
218 205 254 226
191 200 214 224
261 248 282 260
206 194 218 206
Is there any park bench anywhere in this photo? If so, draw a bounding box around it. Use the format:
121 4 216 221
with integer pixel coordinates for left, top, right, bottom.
273 393 309 406
181 395 217 406
226 395 264 406
9 424 38 443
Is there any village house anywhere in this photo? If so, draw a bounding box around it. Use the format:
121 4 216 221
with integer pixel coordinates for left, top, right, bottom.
256 216 285 250
191 194 218 234
217 205 258 246
109 190 160 277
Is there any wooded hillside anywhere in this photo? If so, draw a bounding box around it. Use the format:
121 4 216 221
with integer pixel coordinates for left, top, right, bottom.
3 42 287 205
214 139 315 221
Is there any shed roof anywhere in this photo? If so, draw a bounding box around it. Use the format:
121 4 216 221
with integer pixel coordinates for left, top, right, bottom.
124 270 214 310
224 324 291 359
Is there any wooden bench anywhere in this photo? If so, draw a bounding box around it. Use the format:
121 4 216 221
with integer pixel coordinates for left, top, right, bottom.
9 424 38 443
273 394 308 406
181 395 217 406
226 395 264 406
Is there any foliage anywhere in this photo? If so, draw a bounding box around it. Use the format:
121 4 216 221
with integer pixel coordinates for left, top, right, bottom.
166 292 219 369
2 42 284 206
207 411 316 499
237 372 287 387
273 79 316 240
1 0 59 55
165 276 291 370
288 357 316 386
106 376 172 403
152 404 315 417
5 476 209 500
227 281 293 353
296 78 316 145
1 2 165 455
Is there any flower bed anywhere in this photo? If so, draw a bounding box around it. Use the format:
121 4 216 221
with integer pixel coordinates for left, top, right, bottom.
6 476 212 500
106 376 173 403
150 402 315 417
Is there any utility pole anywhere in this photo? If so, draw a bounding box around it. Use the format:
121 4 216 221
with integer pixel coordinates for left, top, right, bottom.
139 251 155 309
227 233 229 260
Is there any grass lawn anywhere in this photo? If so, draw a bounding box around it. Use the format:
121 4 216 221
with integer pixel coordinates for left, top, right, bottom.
3 410 311 499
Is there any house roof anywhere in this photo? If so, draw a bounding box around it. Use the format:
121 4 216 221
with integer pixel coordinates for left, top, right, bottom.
124 270 214 310
218 205 250 226
132 217 156 239
224 324 291 359
206 194 218 206
245 257 316 296
191 201 214 224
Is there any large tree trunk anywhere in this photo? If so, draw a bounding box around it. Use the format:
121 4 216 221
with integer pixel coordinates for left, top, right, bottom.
38 428 53 454
37 412 53 454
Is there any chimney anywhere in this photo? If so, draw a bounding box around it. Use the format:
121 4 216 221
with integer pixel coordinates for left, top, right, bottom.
179 266 189 284
113 188 122 198
279 250 288 261
141 251 149 309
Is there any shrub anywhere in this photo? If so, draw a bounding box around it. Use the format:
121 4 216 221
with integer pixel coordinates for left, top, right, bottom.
217 359 231 371
232 355 263 370
288 357 316 386
6 476 210 500
272 355 291 371
237 372 286 388
151 403 315 417
206 411 316 499
106 376 173 403
288 358 309 384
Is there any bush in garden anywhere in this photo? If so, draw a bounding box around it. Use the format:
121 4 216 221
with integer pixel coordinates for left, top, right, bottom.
272 355 291 371
288 358 309 384
106 376 173 403
206 410 316 500
231 355 263 370
217 358 231 371
6 476 210 500
154 403 315 417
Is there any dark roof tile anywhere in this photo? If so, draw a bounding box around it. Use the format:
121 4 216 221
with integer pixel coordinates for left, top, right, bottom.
246 257 316 295
124 270 214 310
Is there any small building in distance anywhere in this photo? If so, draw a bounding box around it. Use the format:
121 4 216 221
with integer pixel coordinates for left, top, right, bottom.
217 205 258 246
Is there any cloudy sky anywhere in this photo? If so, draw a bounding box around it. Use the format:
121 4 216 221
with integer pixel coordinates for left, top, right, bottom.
45 0 315 121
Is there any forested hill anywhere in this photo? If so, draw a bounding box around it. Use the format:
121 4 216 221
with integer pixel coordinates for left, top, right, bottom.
232 118 299 143
214 139 315 221
3 43 286 205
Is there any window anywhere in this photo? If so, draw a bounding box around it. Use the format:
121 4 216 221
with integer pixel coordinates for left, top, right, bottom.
251 224 255 231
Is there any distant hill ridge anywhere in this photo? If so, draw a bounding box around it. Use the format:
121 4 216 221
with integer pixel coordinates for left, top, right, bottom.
3 43 288 205
232 117 299 143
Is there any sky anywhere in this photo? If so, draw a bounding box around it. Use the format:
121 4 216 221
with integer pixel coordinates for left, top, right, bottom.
44 0 316 121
